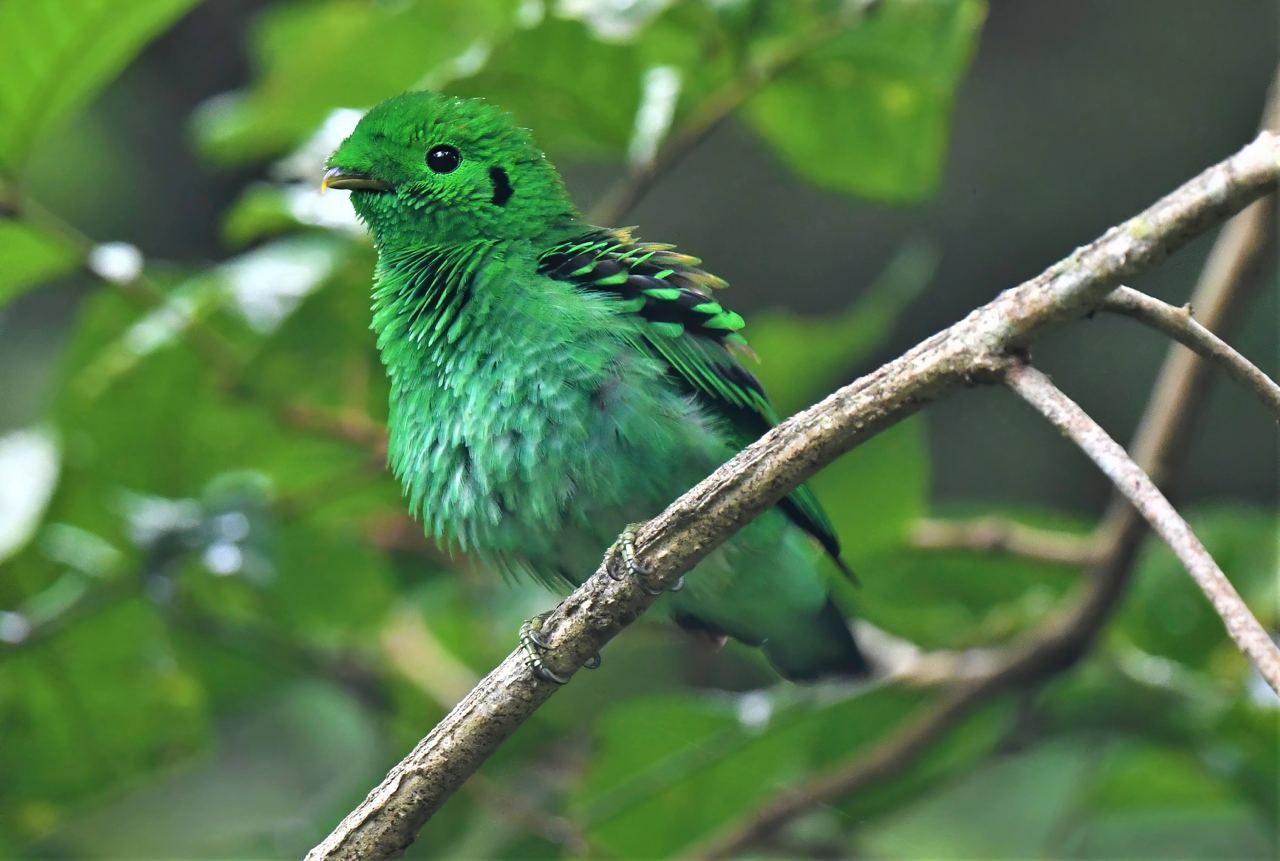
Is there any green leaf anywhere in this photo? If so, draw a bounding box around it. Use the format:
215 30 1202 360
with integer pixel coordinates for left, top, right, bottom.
1084 743 1240 810
860 737 1097 858
855 506 1088 648
194 0 519 163
0 599 209 844
572 690 899 856
1038 658 1277 837
1067 808 1274 860
744 0 985 201
573 687 1010 857
41 281 388 591
241 242 381 411
1117 505 1278 674
813 416 929 569
836 696 1013 826
31 682 385 859
0 0 197 174
0 220 80 304
450 6 726 161
790 712 1272 858
0 428 59 564
266 520 396 640
449 17 642 158
221 183 301 248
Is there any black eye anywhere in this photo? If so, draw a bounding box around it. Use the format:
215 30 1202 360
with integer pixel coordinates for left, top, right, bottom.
426 144 461 174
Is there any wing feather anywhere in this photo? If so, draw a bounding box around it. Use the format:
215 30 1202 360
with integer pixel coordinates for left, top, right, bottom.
538 228 850 576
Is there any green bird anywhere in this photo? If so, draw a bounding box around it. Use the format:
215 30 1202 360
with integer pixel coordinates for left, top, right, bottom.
325 91 868 682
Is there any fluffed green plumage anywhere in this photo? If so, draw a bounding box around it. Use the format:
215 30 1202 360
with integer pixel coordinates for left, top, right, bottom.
328 92 867 680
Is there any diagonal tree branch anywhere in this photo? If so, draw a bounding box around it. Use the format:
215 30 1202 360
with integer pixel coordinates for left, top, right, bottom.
1101 285 1280 418
692 97 1278 859
306 130 1280 861
1005 363 1280 688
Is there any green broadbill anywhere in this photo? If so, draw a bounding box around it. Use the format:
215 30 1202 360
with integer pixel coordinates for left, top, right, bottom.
326 91 868 681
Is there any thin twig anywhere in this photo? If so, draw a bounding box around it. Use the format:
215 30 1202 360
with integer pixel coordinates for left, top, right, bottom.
1101 285 1280 418
1005 363 1280 690
910 517 1099 567
305 130 1280 861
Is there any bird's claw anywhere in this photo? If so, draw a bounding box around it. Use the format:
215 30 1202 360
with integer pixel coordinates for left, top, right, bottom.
607 523 683 594
520 612 569 684
519 611 600 684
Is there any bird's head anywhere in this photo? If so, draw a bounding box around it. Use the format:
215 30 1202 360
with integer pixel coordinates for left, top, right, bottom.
325 91 578 249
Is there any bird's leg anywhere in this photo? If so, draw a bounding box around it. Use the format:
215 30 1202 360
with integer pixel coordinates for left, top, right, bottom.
607 523 684 594
519 611 600 685
520 612 569 684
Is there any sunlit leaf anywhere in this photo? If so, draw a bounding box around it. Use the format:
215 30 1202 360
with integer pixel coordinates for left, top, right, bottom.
0 220 80 304
0 0 197 173
0 428 59 564
193 0 519 163
745 0 985 200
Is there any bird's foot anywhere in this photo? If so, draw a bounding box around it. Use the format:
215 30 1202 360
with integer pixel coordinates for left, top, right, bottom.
606 522 683 595
519 611 600 685
520 612 569 684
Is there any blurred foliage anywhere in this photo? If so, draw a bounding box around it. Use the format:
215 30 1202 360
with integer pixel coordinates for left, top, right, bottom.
0 221 80 303
0 0 1275 859
0 0 198 174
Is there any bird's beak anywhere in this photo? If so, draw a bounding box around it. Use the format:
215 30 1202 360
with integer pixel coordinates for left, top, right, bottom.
321 167 394 192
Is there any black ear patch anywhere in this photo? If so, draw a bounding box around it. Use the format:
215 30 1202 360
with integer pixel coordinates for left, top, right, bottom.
489 167 513 206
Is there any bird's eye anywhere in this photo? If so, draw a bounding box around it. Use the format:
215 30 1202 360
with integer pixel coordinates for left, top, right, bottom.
426 145 462 174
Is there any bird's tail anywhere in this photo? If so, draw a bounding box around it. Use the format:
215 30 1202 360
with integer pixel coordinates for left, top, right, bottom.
762 598 871 682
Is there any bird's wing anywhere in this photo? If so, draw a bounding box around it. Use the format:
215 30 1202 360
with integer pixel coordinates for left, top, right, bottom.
538 227 850 576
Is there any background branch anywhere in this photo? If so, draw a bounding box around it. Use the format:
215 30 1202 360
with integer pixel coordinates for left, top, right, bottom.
909 516 1099 567
1101 285 1280 417
1004 363 1280 690
306 131 1280 861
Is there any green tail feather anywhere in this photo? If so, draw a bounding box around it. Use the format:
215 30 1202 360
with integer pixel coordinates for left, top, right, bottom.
762 599 871 681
